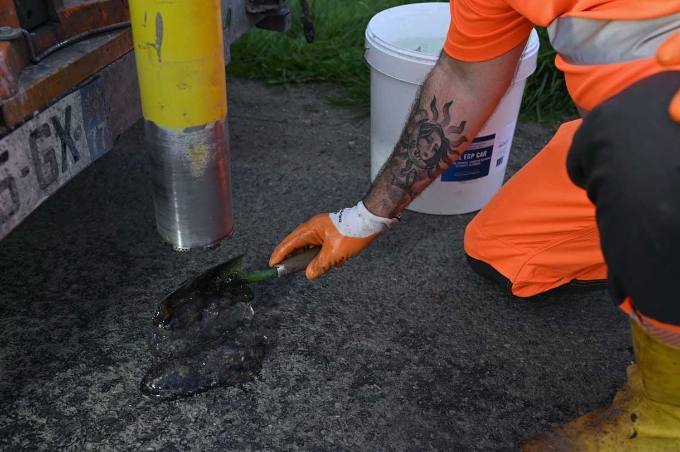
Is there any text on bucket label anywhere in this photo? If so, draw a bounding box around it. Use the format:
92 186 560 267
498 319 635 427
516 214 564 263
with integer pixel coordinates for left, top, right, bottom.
440 121 516 182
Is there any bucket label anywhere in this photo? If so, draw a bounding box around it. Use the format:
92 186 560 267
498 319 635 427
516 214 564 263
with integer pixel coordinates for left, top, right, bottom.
441 133 495 182
440 121 515 182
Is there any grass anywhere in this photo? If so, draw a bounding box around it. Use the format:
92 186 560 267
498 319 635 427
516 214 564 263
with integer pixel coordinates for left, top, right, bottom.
228 0 576 124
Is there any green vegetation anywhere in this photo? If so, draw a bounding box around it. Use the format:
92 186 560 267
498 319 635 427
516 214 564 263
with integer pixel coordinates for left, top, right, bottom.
228 0 576 124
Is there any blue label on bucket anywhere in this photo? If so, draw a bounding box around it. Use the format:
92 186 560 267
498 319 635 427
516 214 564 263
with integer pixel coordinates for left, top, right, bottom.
441 133 495 182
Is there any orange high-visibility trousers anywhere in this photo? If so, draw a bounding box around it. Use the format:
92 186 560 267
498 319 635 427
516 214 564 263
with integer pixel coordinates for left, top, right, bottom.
464 119 607 298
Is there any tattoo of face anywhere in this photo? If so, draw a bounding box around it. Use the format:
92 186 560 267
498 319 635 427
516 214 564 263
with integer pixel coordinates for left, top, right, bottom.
389 96 467 204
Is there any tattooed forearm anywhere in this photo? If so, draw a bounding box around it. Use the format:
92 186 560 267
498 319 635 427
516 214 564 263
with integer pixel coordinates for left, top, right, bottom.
362 38 529 219
382 95 468 216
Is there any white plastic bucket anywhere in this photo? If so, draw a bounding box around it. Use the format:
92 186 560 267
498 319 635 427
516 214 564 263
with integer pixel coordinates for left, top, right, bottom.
365 2 539 215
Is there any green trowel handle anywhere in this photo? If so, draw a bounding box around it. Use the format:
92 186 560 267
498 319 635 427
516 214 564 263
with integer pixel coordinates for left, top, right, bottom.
237 247 322 285
275 246 321 276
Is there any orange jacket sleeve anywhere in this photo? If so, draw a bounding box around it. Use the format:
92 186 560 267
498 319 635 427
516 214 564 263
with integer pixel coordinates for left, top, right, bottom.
444 0 534 62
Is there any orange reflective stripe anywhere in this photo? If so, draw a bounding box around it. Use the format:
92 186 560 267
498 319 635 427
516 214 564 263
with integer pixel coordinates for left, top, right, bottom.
620 297 680 348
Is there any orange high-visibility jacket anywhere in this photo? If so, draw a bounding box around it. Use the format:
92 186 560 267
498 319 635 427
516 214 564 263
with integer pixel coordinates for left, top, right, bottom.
444 0 680 112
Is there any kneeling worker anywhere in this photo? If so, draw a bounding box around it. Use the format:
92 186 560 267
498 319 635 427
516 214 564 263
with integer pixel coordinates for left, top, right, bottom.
270 1 680 449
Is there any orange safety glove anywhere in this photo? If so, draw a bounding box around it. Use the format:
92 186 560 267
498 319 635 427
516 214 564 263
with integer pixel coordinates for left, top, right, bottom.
657 31 680 123
269 201 399 280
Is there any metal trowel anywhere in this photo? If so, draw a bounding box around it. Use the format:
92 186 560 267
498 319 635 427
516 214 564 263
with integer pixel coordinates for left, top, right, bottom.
152 247 321 330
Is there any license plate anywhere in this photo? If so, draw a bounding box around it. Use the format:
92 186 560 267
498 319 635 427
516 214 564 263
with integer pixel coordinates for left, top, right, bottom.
0 77 113 240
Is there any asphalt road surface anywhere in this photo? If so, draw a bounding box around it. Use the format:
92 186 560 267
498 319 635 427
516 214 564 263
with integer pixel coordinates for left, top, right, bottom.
0 79 632 451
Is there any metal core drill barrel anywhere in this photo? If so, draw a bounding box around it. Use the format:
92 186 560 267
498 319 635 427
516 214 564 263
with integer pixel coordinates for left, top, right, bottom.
128 0 233 250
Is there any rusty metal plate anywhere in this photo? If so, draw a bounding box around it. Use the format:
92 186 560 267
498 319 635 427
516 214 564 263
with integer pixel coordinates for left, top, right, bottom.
0 28 132 128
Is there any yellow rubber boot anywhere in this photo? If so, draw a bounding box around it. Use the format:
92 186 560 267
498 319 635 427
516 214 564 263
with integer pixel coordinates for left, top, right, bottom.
521 319 680 451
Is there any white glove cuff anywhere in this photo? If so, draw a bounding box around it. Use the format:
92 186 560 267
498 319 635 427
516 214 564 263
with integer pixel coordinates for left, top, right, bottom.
357 201 399 228
329 201 399 239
